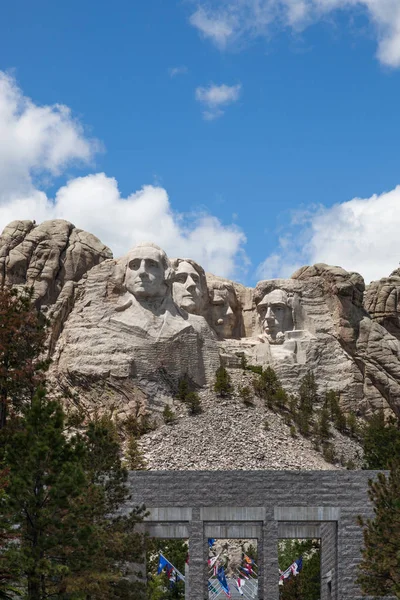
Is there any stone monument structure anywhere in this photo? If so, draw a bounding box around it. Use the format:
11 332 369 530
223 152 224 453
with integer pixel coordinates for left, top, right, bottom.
124 470 394 600
1 219 400 419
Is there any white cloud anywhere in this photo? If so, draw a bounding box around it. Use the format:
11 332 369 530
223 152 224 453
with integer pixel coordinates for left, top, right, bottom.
0 71 99 198
189 0 400 67
195 83 242 119
168 66 189 77
257 186 400 284
0 71 247 279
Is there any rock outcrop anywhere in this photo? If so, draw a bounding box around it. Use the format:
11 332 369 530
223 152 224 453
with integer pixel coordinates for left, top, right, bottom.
1 220 400 421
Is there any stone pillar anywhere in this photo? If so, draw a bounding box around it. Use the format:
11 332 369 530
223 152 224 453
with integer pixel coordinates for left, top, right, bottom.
188 508 207 600
263 519 279 600
320 522 338 600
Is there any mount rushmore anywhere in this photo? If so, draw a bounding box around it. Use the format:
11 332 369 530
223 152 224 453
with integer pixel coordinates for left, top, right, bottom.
1 218 400 420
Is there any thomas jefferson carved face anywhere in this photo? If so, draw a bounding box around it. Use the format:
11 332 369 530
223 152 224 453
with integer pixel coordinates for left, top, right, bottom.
257 289 291 342
172 261 204 314
125 245 168 299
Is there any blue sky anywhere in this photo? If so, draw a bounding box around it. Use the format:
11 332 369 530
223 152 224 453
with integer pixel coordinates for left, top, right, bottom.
0 0 400 284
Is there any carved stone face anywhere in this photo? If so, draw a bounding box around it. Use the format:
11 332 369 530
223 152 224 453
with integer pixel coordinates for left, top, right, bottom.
173 261 203 314
257 289 291 342
210 286 237 339
125 246 167 299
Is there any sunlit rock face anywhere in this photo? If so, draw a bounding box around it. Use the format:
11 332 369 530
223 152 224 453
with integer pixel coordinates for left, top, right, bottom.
1 219 400 419
51 242 220 416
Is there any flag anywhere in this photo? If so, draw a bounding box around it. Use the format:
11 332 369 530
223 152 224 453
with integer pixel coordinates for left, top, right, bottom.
208 538 216 547
279 557 303 585
217 565 231 598
243 554 255 565
157 553 185 583
208 552 221 576
235 577 245 596
238 566 250 579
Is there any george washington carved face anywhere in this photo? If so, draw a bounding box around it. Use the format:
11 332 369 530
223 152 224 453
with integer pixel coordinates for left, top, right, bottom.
125 244 170 300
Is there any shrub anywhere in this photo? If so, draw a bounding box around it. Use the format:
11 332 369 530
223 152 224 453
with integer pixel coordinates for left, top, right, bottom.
214 366 233 397
290 425 297 438
126 435 147 470
163 404 176 425
322 442 337 464
239 386 254 407
186 391 202 415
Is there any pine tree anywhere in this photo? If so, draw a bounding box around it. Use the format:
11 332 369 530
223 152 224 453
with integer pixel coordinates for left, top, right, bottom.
357 460 400 597
1 393 147 600
299 372 317 416
214 366 232 397
362 411 400 469
0 287 48 429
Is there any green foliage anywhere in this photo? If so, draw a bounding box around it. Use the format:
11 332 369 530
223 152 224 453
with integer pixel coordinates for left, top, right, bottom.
324 390 346 433
176 376 190 401
322 442 337 464
252 366 288 411
163 404 176 425
238 386 254 407
214 366 232 397
0 286 49 429
362 410 400 469
278 539 320 600
315 407 331 443
147 538 187 599
290 425 297 438
245 363 263 375
0 392 147 600
126 435 147 470
185 392 202 415
346 411 358 437
122 412 156 437
357 460 400 597
299 372 317 416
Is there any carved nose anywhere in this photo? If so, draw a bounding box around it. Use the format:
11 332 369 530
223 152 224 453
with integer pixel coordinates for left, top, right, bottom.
186 276 196 290
226 305 233 315
266 307 272 319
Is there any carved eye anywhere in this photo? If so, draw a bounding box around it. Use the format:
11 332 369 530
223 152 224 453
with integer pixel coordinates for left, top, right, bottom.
175 273 187 283
146 259 159 268
191 274 200 284
129 259 141 270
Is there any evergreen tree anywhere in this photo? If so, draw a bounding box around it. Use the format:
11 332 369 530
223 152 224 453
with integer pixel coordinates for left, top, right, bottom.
278 539 320 600
315 407 331 443
299 372 317 416
147 539 187 600
362 411 400 469
0 287 48 429
214 366 232 397
357 460 400 597
1 393 147 600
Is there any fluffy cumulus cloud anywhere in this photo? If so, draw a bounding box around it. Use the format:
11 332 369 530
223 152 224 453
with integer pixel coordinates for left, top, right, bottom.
189 0 400 67
257 186 400 284
195 83 242 119
0 71 246 278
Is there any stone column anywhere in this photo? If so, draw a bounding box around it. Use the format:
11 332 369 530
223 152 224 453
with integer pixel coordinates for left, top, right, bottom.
263 520 279 600
188 508 207 600
320 522 338 600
